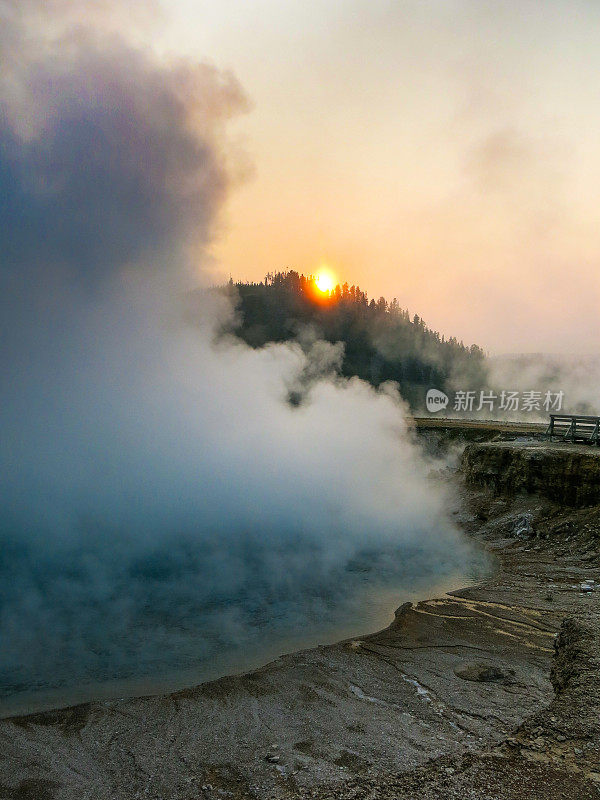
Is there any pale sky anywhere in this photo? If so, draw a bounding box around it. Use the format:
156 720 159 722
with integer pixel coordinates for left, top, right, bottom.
156 0 600 353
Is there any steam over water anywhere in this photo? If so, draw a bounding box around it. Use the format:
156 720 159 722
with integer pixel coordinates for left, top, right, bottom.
0 285 486 714
0 0 485 715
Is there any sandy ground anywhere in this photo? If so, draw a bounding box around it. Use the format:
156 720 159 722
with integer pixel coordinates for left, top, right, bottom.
1 443 599 799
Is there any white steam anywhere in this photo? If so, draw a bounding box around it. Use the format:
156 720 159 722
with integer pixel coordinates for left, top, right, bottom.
0 0 479 704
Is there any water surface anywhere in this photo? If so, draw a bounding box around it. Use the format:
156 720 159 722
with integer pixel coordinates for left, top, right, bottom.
0 546 485 719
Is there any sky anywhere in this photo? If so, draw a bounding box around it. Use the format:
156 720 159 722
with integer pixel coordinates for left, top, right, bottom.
1 0 596 710
0 0 486 706
151 0 600 354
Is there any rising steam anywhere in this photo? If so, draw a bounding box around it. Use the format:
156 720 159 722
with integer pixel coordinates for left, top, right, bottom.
0 1 479 706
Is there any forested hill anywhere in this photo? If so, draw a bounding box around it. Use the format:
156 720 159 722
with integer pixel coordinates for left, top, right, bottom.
225 271 487 409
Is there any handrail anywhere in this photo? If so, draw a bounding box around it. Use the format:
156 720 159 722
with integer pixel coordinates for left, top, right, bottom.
546 414 600 445
549 414 600 422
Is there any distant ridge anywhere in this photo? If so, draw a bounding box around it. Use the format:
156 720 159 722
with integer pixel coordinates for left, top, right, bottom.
225 271 487 409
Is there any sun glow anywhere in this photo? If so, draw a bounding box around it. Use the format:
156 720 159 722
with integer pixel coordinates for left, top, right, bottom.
315 271 335 293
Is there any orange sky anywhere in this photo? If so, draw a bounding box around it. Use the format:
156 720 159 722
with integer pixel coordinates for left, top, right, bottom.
158 1 600 354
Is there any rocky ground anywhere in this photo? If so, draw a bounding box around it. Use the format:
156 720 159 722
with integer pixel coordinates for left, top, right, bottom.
1 436 599 800
300 489 600 799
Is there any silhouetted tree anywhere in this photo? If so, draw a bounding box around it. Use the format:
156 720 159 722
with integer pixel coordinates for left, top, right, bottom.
219 271 487 409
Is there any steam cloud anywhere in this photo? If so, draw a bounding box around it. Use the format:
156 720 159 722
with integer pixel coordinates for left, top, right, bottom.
0 2 478 706
485 354 600 419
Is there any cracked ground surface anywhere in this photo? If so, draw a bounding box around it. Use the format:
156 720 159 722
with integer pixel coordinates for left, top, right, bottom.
1 450 599 799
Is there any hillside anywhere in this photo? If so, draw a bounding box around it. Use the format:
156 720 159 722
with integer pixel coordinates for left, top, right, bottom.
226 271 487 409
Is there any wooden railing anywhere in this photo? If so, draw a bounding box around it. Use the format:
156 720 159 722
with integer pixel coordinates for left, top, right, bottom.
546 414 600 444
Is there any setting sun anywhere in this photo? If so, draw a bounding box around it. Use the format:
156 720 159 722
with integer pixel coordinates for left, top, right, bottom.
315 271 335 293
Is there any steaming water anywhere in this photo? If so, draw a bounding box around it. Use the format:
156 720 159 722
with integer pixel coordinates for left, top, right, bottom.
0 4 493 723
0 0 495 724
0 552 484 719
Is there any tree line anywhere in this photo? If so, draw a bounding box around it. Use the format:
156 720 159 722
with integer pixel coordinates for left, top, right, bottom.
224 270 487 408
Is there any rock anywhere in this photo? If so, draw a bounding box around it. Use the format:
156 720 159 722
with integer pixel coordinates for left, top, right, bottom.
461 442 600 507
394 601 413 618
265 753 280 763
513 513 535 538
453 661 509 682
